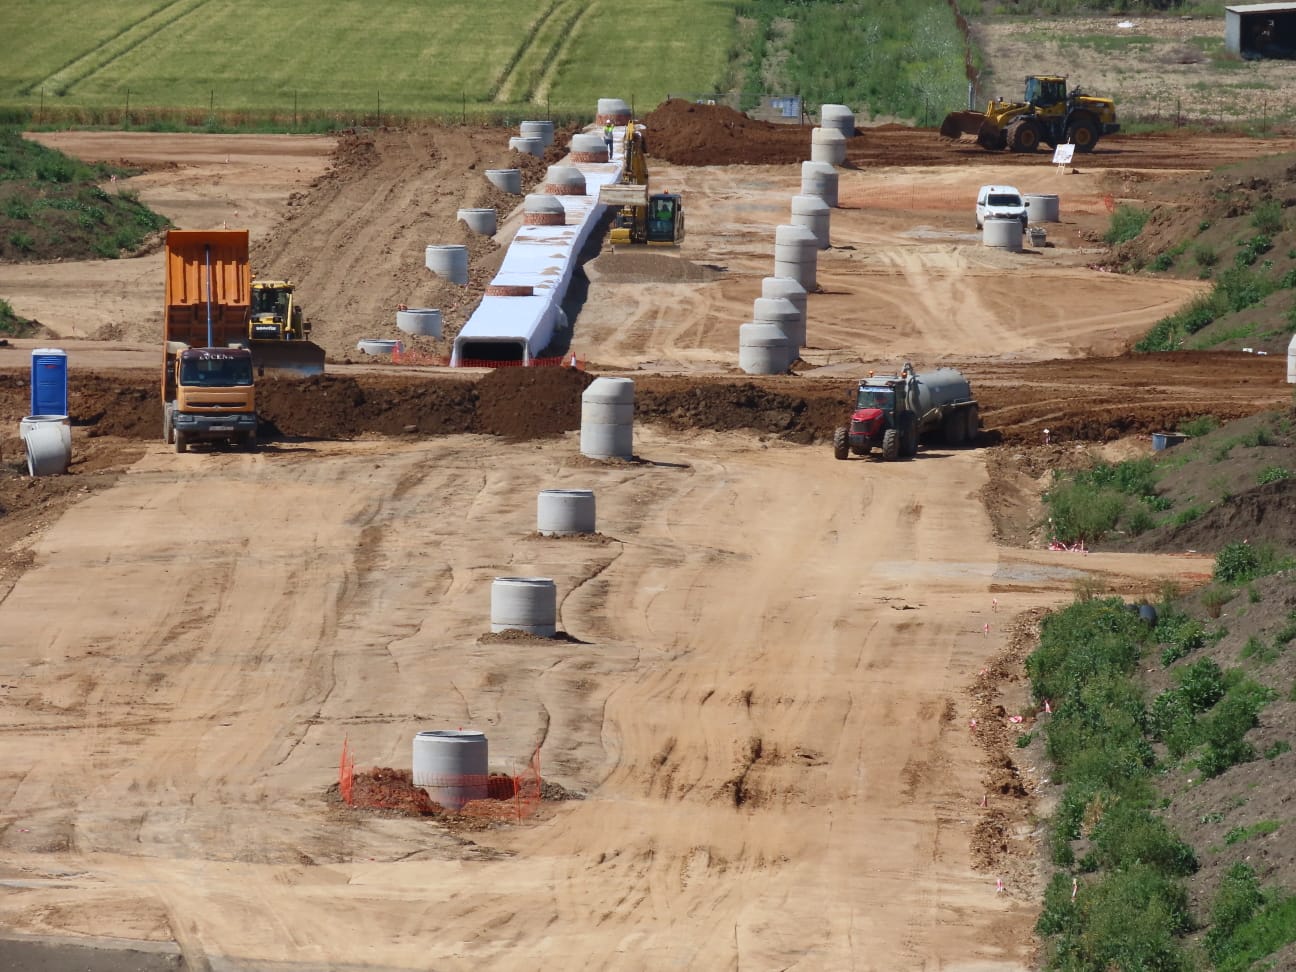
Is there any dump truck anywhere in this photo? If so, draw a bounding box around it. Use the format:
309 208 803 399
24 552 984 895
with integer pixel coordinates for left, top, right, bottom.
940 75 1119 153
832 364 979 461
247 278 326 375
597 121 685 245
161 229 259 453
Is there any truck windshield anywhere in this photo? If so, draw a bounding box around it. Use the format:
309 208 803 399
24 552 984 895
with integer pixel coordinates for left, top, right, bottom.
856 388 894 409
180 354 253 386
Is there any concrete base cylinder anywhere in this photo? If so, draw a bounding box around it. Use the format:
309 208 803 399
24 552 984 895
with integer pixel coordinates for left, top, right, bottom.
537 489 596 536
523 194 566 227
753 296 804 356
739 322 790 375
485 168 522 194
1025 193 1060 223
581 377 634 459
396 308 443 337
800 162 839 208
426 244 469 285
1288 333 1296 384
820 104 856 138
491 577 557 637
810 127 847 166
22 419 71 476
520 120 555 147
983 217 1024 252
457 208 497 236
774 223 819 291
596 98 631 124
541 165 587 196
412 730 488 811
791 194 831 250
508 136 544 156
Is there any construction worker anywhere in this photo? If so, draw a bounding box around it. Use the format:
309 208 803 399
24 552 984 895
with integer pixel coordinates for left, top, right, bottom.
603 120 615 158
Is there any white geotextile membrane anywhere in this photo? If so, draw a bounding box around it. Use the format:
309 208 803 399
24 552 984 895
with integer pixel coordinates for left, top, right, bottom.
452 131 626 364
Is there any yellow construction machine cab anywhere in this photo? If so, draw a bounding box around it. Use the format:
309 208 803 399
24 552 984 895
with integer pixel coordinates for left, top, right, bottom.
249 279 308 341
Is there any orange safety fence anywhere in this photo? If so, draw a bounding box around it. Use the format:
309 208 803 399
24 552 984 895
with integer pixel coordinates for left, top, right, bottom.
338 737 543 823
389 346 586 370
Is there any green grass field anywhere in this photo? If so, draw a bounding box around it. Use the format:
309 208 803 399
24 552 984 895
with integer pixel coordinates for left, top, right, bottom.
0 0 737 121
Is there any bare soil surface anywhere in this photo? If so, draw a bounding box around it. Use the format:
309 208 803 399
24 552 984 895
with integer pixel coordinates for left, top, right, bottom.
1 114 1295 971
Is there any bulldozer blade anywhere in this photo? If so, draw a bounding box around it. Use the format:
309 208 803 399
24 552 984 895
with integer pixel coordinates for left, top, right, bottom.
939 110 986 140
250 340 326 376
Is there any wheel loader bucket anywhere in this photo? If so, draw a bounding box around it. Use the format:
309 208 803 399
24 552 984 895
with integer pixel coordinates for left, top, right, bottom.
939 110 986 140
250 340 326 376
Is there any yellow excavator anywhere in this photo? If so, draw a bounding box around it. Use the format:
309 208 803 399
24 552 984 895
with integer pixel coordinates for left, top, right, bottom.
597 121 685 245
246 278 325 375
940 75 1119 153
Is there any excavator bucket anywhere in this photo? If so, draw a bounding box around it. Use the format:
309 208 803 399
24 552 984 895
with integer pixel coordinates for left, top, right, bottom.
939 110 986 140
249 340 326 376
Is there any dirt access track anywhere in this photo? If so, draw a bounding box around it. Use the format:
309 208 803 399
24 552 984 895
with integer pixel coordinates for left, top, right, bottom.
0 121 1293 970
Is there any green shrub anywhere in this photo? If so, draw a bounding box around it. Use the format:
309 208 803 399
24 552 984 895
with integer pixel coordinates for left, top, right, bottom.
1264 740 1290 759
1196 679 1271 778
1206 862 1265 960
1201 585 1233 619
1252 199 1284 235
1257 466 1290 484
1157 616 1206 666
1215 542 1261 583
1105 204 1150 244
1235 234 1273 267
1150 252 1174 272
1193 242 1219 268
1045 482 1126 544
1224 820 1280 845
1179 415 1218 437
1213 892 1296 972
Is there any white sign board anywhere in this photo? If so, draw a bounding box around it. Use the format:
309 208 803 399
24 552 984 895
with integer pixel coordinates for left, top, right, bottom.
1052 143 1076 166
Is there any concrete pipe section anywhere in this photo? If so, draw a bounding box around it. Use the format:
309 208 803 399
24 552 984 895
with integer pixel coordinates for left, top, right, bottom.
1025 193 1061 223
739 321 791 375
596 98 631 124
426 244 469 285
820 103 856 138
485 168 522 194
762 276 807 329
537 489 597 536
508 135 544 157
541 165 587 196
356 339 401 356
791 194 831 250
412 730 488 811
800 161 839 208
22 417 71 476
581 377 635 460
457 208 498 236
774 223 819 291
520 119 555 147
983 216 1024 252
753 296 804 356
490 576 558 637
810 127 847 167
396 308 443 337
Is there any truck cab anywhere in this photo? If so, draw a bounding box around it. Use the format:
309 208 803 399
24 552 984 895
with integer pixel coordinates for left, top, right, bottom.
164 346 257 452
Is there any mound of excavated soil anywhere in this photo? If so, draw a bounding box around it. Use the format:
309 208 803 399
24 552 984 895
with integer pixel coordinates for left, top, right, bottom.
644 99 817 166
473 365 594 439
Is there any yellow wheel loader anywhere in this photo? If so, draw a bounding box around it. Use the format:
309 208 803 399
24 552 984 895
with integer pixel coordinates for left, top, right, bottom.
596 121 685 246
246 278 325 375
940 76 1118 153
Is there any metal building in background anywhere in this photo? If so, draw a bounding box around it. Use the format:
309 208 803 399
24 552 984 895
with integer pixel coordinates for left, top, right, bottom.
1225 3 1296 58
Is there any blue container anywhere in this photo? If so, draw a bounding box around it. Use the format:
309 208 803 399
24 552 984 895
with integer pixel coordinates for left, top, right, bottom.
31 348 68 417
1151 432 1187 451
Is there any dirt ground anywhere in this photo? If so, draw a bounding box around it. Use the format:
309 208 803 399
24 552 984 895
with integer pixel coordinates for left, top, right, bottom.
0 114 1294 970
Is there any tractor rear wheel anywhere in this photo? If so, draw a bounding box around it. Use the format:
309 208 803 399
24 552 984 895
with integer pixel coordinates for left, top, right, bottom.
882 428 900 462
1007 118 1041 153
833 427 849 460
900 414 918 457
1066 116 1099 152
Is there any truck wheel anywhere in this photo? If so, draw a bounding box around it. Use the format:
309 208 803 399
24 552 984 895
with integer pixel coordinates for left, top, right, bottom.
882 428 900 462
943 410 966 446
964 405 980 445
832 427 849 460
162 406 174 445
240 430 258 452
174 432 188 454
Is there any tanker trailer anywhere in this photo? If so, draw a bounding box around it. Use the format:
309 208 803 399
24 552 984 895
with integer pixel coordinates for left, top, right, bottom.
832 363 979 461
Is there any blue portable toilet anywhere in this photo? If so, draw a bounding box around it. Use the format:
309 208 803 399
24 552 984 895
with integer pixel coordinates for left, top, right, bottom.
31 348 68 417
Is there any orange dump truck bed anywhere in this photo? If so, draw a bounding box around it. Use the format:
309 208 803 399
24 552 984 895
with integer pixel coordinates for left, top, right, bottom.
163 229 251 350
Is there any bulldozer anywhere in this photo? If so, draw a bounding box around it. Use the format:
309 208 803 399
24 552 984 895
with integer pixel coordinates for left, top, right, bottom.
939 75 1119 153
596 121 685 246
246 278 325 375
